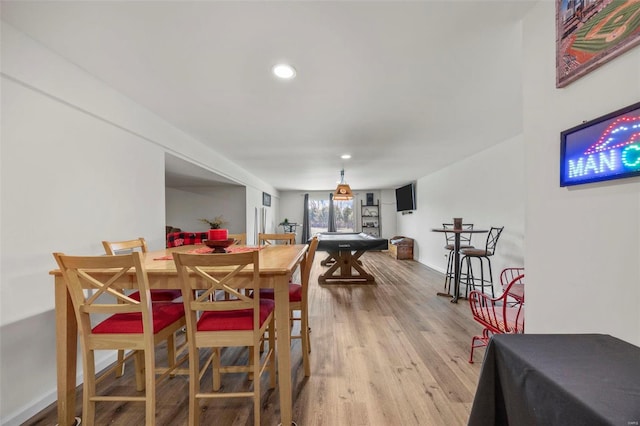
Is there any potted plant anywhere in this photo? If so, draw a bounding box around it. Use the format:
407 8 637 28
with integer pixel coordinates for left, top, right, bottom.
199 215 227 229
199 215 229 241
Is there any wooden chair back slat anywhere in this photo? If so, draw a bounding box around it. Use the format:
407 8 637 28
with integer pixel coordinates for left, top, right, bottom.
258 233 295 246
228 233 247 245
102 237 148 255
173 251 260 316
53 252 151 331
301 236 319 290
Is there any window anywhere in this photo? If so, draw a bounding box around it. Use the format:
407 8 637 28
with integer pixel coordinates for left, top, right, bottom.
308 198 354 235
334 200 354 232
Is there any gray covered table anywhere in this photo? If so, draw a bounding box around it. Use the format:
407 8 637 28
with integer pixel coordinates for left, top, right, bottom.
468 334 640 426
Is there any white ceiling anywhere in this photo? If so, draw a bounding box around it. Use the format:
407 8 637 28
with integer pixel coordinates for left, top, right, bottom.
1 0 537 191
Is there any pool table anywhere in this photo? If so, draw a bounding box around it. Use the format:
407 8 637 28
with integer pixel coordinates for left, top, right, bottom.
314 232 388 284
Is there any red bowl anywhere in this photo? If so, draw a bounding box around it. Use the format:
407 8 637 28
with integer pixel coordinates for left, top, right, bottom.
204 238 236 252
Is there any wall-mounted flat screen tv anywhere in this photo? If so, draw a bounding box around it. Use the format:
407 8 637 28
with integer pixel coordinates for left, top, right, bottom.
560 101 640 187
395 182 416 211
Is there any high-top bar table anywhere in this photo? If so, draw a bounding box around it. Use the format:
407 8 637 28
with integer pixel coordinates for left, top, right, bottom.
431 227 487 303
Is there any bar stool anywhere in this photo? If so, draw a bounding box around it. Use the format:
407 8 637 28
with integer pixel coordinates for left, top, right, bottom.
459 226 504 297
442 223 475 294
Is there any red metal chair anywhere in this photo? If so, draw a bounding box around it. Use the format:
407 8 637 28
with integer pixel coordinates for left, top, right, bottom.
468 272 524 363
500 267 525 304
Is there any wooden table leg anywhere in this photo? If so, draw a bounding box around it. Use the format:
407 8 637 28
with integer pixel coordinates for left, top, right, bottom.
318 250 375 283
275 275 293 425
55 276 78 426
320 253 336 266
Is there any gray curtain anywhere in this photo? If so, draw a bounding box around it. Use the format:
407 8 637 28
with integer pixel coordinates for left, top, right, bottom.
328 193 337 232
302 193 310 242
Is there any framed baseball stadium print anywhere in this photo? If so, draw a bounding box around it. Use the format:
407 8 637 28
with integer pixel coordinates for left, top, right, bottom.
556 0 640 88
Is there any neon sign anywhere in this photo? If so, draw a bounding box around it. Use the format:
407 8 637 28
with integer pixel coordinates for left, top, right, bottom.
560 102 640 187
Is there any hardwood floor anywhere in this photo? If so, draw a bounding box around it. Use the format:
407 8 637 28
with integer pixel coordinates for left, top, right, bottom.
25 251 484 425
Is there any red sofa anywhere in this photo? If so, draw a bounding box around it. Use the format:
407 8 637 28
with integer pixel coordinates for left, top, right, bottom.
166 231 209 248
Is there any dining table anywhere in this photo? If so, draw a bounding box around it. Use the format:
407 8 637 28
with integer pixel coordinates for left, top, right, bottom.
431 227 487 303
50 243 308 426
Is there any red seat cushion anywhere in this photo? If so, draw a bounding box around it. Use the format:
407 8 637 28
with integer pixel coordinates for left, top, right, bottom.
92 302 185 334
197 299 275 331
129 289 182 302
257 283 302 302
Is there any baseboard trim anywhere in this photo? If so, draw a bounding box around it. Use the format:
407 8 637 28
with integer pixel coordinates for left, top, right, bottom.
2 353 117 426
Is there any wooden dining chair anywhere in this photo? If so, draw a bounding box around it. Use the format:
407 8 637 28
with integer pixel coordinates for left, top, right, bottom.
52 252 187 426
258 232 295 245
102 237 183 377
255 235 318 376
102 238 182 302
173 250 276 426
228 232 247 245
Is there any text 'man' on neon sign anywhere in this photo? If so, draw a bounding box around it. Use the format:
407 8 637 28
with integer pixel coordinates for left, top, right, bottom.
560 102 640 187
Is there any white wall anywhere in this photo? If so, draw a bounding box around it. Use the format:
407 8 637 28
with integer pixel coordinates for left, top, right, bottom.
1 63 166 426
379 189 397 239
0 22 277 425
279 191 308 243
247 188 280 245
397 135 526 282
522 2 640 344
165 186 247 234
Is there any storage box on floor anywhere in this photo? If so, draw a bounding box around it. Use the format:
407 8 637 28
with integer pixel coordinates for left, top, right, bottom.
388 236 414 260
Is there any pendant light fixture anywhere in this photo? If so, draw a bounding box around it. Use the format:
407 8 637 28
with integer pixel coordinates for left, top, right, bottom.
333 169 353 200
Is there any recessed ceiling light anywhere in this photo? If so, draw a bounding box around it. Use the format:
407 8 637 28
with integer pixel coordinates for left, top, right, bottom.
341 154 352 159
272 63 296 79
